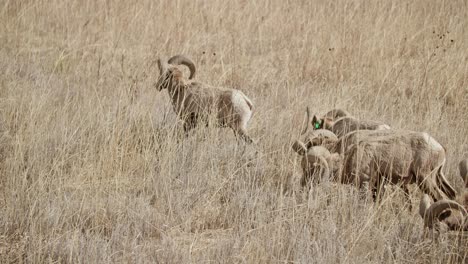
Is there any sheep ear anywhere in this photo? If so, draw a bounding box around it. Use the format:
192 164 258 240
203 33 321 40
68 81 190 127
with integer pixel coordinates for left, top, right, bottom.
311 115 322 130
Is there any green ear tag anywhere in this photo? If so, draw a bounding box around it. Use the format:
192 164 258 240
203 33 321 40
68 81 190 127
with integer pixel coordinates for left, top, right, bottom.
314 122 321 129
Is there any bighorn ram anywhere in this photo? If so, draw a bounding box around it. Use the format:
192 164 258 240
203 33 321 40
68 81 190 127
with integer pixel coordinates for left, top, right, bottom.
295 129 457 203
291 142 342 187
302 107 390 138
341 130 457 203
419 160 468 231
156 55 254 143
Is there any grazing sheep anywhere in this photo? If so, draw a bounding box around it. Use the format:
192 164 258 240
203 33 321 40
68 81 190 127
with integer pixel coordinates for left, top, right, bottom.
292 141 342 187
302 107 390 138
155 55 254 143
342 130 457 203
419 164 468 231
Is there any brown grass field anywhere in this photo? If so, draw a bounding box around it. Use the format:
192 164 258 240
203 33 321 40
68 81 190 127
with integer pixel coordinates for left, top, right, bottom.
1 0 467 263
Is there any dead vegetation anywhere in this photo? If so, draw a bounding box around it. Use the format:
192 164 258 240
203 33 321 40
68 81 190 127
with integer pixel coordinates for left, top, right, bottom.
0 0 467 263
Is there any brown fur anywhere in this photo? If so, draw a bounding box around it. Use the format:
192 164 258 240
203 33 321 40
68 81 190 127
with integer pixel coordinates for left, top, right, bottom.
292 143 342 187
341 130 457 202
323 108 351 120
312 115 390 138
156 56 254 143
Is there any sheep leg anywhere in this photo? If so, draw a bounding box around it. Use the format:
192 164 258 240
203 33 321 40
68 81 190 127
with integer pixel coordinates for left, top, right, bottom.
372 176 386 204
232 126 253 144
358 176 373 203
401 184 413 211
183 113 198 135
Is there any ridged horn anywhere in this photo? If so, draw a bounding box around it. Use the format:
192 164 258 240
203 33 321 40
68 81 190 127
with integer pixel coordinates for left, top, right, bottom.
301 107 311 135
157 56 167 75
459 159 468 187
292 140 307 156
423 198 467 228
168 55 196 79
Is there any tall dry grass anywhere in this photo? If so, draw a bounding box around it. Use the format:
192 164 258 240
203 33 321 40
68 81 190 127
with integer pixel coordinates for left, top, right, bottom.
0 0 467 263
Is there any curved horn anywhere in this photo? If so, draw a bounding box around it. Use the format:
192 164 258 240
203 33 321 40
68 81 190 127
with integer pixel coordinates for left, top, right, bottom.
168 55 196 79
459 159 468 187
423 199 467 228
301 107 311 135
157 57 167 75
292 140 307 156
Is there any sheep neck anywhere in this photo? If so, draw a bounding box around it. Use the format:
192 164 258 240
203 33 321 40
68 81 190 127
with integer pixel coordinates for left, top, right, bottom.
167 80 189 115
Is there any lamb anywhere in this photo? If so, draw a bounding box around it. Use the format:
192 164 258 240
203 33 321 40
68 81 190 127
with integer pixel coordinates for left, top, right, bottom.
419 161 468 231
302 107 390 138
155 55 254 143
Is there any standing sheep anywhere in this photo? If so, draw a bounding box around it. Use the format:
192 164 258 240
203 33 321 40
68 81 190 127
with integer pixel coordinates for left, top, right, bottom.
295 129 458 205
342 130 457 203
155 55 254 143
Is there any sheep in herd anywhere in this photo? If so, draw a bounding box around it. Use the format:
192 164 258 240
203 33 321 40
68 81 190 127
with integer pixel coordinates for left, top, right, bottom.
293 129 457 205
292 141 342 187
341 130 457 203
156 55 254 143
419 159 468 231
301 107 390 138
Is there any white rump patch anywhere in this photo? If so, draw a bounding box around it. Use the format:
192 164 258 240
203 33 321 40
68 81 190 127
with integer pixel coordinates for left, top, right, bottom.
422 132 443 151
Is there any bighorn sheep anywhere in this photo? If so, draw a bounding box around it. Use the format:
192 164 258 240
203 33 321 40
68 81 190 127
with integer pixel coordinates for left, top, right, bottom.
291 142 342 187
295 129 457 203
341 130 457 203
155 55 254 143
419 161 468 231
302 107 390 138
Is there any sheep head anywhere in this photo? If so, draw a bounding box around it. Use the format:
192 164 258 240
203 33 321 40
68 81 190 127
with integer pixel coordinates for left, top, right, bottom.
311 115 334 130
292 142 341 186
419 194 467 231
420 161 468 231
155 55 196 91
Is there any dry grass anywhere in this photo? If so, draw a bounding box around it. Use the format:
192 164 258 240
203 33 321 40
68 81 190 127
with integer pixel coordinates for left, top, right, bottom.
1 0 467 263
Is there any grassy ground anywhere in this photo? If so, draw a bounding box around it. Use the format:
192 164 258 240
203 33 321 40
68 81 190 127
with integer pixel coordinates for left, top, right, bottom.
0 0 467 263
